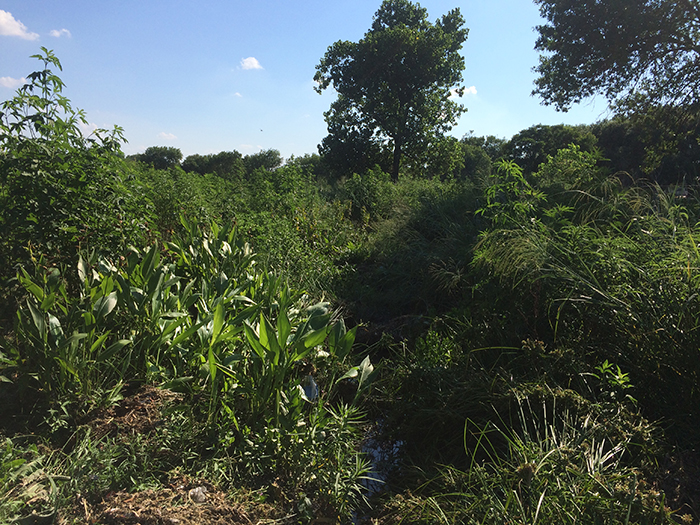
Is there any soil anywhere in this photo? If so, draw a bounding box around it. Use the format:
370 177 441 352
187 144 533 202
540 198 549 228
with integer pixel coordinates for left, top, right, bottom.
80 383 179 440
63 477 256 525
51 385 295 525
656 449 700 521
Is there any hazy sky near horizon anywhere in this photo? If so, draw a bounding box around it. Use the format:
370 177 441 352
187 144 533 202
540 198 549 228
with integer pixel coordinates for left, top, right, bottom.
1 1 610 160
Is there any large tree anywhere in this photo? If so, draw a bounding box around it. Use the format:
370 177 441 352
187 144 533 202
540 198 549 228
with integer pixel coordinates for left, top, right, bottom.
314 0 468 181
182 151 246 180
532 0 700 112
505 124 598 174
134 146 183 170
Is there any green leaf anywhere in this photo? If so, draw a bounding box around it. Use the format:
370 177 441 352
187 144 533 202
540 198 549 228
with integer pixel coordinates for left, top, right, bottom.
330 323 356 361
329 319 346 351
47 313 63 342
337 367 359 382
244 323 267 360
258 313 271 350
357 355 375 390
162 276 181 289
160 316 188 340
77 255 87 283
222 353 243 366
211 302 225 346
215 362 237 379
303 325 331 349
93 291 117 318
98 339 132 362
277 309 291 348
208 346 216 382
169 320 203 348
161 376 194 393
89 332 110 354
260 314 282 365
140 244 159 283
40 292 56 312
63 332 89 349
20 268 44 302
26 299 45 338
229 304 260 326
54 356 78 378
150 273 165 317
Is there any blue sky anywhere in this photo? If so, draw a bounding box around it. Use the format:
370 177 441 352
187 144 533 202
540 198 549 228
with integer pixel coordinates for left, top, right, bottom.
1 1 610 160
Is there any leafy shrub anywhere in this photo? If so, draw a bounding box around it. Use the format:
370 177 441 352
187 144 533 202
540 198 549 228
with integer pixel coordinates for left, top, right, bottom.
340 167 395 224
0 48 149 281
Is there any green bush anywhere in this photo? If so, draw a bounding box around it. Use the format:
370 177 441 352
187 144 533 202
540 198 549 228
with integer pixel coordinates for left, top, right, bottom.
0 48 150 280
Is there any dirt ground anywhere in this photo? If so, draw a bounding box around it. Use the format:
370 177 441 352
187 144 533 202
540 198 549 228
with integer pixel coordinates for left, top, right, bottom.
55 385 296 525
64 478 256 525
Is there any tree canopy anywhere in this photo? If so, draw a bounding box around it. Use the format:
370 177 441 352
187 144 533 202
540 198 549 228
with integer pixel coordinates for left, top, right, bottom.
133 146 183 170
505 124 598 174
533 0 700 112
314 0 468 181
182 151 246 179
243 148 283 173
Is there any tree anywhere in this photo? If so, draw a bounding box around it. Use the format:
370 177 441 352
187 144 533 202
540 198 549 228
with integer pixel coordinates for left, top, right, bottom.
461 134 507 162
181 153 209 175
504 124 598 174
592 113 700 184
183 151 246 180
314 0 468 181
532 0 700 111
459 141 492 181
243 148 283 174
317 97 391 178
134 146 182 170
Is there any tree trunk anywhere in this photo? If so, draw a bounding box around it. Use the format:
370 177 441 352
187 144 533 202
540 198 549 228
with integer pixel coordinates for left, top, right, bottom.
391 138 402 182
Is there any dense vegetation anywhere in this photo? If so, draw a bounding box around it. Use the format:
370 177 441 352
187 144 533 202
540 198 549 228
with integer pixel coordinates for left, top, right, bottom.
3 2 700 522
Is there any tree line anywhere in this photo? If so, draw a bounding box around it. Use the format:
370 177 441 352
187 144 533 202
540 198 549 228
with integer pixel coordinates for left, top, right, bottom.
131 114 700 189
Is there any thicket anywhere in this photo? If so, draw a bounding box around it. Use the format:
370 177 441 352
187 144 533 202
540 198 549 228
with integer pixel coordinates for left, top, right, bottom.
2 49 700 524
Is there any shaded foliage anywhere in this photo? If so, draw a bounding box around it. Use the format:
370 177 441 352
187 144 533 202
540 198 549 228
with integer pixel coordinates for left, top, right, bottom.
182 150 246 180
504 123 598 174
533 0 700 111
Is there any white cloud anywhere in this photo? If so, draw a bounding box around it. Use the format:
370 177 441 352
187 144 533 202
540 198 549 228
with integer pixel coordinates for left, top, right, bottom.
0 76 26 89
233 92 243 97
465 85 477 95
158 132 177 141
0 10 39 40
78 121 99 136
240 57 263 70
49 28 71 38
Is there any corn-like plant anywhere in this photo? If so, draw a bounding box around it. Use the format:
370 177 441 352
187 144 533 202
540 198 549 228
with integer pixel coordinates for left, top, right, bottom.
15 254 131 403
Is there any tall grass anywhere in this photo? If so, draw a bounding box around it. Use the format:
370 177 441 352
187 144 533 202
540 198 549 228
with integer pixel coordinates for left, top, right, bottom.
376 392 670 524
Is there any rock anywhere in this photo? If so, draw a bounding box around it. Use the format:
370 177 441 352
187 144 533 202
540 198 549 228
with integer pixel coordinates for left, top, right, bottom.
188 486 207 503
